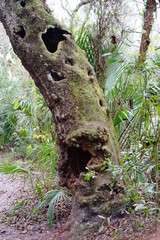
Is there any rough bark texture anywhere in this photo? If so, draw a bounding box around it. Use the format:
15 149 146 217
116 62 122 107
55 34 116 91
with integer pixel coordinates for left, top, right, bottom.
139 0 156 63
0 1 124 238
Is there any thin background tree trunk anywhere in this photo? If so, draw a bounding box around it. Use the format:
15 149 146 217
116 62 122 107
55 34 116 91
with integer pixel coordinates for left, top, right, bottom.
139 0 157 63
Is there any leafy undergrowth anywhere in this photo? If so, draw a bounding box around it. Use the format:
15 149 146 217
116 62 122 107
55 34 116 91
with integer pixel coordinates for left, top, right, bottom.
85 215 159 240
0 151 71 240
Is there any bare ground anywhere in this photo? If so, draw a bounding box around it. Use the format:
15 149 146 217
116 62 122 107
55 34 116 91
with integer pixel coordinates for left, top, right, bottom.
0 173 63 240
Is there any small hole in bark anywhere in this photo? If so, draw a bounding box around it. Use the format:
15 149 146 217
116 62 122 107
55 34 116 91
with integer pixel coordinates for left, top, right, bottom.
16 26 26 38
42 27 69 53
65 58 74 66
20 1 26 7
88 69 93 76
88 69 95 82
68 147 91 178
99 99 103 107
51 71 65 81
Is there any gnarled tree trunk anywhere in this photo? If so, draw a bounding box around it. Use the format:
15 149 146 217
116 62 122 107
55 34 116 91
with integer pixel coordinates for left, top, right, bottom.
0 1 124 239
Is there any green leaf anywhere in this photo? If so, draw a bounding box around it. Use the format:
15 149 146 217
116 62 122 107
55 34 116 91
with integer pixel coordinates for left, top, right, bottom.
156 105 160 116
13 101 19 110
100 166 106 171
20 128 27 138
36 184 43 201
113 109 130 126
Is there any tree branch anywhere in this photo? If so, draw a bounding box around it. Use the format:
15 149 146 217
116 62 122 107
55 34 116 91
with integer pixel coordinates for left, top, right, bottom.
72 0 92 14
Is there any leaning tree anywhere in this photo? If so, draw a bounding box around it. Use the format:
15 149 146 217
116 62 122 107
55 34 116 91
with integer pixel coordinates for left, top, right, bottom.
0 0 125 239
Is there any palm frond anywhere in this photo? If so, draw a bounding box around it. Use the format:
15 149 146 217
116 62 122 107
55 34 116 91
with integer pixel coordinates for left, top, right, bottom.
0 163 33 185
36 189 68 228
76 26 95 66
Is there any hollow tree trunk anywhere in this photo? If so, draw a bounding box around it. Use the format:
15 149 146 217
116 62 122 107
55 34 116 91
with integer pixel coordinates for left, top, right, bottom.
0 1 125 238
139 0 156 63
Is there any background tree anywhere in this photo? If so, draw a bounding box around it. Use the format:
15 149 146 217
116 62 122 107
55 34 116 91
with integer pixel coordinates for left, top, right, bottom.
60 0 137 89
139 0 157 63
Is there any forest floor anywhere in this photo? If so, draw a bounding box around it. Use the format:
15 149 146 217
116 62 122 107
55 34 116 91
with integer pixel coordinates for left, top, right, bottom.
0 151 160 240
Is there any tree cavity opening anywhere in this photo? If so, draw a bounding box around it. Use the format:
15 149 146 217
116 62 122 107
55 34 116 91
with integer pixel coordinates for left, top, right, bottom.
15 26 25 38
42 27 69 53
51 71 65 81
68 147 92 178
20 1 26 7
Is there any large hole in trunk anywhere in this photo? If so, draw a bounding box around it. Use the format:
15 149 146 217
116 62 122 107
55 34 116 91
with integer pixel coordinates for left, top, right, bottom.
42 27 69 53
68 147 92 178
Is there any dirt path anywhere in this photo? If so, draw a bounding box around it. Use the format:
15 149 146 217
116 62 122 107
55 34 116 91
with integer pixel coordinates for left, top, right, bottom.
0 173 60 240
